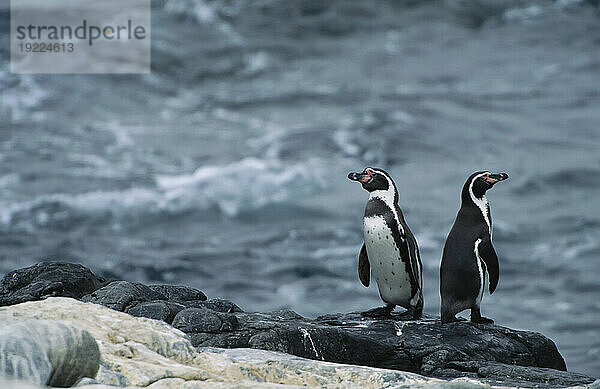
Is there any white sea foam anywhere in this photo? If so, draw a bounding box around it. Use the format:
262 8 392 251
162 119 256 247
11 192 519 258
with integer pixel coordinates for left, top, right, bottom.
156 157 323 216
163 0 243 42
0 174 20 189
0 158 325 231
0 67 48 122
502 5 544 22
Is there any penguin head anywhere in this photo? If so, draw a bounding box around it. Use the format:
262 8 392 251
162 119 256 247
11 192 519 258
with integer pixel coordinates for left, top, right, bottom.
462 171 509 201
348 168 399 201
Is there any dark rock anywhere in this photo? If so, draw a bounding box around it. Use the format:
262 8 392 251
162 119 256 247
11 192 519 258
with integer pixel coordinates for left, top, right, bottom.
476 362 597 387
495 325 568 369
180 298 243 313
268 309 305 320
201 298 243 313
148 284 206 302
188 311 596 388
190 311 411 370
81 281 165 311
0 262 107 306
172 307 238 334
126 300 186 324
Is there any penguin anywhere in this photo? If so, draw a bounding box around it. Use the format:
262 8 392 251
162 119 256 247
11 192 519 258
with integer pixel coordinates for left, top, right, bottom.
348 167 423 318
440 171 508 324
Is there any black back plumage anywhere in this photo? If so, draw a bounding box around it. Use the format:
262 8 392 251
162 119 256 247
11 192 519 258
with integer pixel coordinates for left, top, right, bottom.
440 171 507 323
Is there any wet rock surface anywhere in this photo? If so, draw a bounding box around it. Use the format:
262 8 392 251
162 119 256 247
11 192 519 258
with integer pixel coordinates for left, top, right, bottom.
184 310 596 387
0 262 596 388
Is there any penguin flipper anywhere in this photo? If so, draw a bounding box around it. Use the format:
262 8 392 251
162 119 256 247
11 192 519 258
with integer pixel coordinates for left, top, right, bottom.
479 237 499 294
407 235 423 294
358 243 370 287
397 226 423 301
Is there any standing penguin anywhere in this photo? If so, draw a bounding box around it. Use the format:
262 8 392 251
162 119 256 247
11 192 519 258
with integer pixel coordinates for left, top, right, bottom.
348 167 423 318
440 171 508 324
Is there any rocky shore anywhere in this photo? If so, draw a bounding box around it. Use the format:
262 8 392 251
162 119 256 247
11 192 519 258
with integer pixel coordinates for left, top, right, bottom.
0 262 598 388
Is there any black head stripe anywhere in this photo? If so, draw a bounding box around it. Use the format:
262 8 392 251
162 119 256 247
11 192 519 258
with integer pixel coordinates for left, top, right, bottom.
461 171 489 203
369 168 399 204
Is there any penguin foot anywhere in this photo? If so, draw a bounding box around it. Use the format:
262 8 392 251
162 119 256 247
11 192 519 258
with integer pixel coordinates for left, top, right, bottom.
396 310 415 320
361 304 395 318
471 316 494 324
470 308 494 324
410 300 423 320
404 307 422 320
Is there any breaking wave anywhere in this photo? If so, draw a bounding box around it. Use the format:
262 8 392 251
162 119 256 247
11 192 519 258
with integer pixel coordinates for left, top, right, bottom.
1 158 325 232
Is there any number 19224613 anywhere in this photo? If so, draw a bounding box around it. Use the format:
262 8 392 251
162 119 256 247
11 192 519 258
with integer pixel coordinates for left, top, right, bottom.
18 43 74 52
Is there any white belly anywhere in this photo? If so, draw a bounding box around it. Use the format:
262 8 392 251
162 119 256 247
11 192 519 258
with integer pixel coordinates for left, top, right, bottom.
363 215 412 307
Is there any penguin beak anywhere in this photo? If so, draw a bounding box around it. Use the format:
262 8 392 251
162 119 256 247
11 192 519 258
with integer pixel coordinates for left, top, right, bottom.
485 172 509 185
348 169 374 184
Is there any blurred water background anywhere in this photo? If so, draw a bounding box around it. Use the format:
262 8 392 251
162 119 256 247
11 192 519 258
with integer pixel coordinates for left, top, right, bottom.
1 0 599 376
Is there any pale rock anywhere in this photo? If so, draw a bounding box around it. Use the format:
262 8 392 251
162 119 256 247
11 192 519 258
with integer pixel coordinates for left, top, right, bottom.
0 298 212 388
0 319 99 386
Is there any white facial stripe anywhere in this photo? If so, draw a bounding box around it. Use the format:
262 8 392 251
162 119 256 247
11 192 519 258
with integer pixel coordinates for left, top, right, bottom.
469 172 491 238
370 169 396 195
368 169 403 234
474 238 485 307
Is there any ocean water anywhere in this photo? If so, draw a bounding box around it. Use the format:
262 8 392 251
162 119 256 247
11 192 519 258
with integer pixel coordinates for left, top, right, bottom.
1 0 599 377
